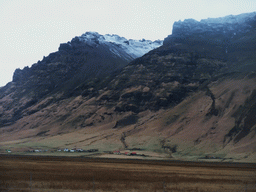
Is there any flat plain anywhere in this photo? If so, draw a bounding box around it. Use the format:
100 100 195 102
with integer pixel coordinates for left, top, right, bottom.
0 155 255 192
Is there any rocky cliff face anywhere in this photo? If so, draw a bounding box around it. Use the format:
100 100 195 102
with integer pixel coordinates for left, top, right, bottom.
164 12 256 73
0 13 256 162
13 32 163 86
0 33 162 127
170 12 256 37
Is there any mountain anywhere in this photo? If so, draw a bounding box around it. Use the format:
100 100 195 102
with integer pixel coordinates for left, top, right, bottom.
0 12 256 162
164 12 256 72
0 32 162 127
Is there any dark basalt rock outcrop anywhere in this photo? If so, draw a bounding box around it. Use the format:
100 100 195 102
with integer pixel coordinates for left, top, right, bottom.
58 43 72 51
165 12 256 43
172 13 255 37
224 89 256 144
164 12 256 72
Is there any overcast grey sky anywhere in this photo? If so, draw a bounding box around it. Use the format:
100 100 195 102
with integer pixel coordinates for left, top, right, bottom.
1 0 256 86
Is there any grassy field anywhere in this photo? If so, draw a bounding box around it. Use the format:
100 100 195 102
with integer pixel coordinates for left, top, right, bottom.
1 155 255 192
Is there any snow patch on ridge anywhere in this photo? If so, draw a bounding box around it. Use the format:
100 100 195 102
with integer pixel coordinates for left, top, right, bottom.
77 32 163 59
170 12 256 38
200 12 256 24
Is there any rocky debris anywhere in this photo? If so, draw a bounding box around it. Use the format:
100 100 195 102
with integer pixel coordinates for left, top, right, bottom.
205 87 219 116
120 132 128 149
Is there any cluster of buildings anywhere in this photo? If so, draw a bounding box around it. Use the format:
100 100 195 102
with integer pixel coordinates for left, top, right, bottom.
28 149 49 153
111 151 145 156
4 147 146 157
57 148 99 153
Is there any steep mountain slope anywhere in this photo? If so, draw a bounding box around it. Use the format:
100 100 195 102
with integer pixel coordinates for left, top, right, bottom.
0 32 162 127
164 12 256 72
0 12 255 162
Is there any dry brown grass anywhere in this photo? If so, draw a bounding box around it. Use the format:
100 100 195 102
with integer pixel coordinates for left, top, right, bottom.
1 155 255 192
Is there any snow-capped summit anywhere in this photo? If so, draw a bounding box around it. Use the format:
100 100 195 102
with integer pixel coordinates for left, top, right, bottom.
72 32 163 59
78 31 105 42
200 12 256 24
171 12 256 37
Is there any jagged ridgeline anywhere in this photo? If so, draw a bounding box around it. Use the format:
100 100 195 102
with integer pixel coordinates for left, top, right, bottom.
11 32 163 98
0 12 256 162
0 33 162 125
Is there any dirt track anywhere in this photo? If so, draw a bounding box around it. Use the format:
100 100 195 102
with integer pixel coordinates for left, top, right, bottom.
1 155 255 192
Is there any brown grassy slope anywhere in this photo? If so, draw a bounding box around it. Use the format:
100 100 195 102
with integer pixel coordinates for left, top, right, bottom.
131 74 256 158
0 74 255 162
